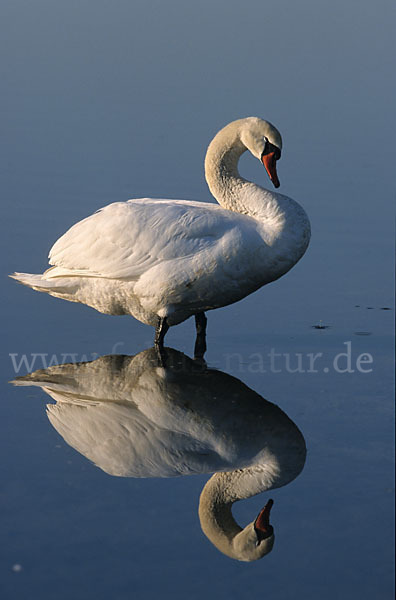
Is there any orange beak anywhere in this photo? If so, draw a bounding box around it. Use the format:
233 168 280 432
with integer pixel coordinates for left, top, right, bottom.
254 498 274 541
262 152 280 188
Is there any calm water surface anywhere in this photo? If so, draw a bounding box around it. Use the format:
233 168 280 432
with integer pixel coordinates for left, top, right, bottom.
1 1 394 599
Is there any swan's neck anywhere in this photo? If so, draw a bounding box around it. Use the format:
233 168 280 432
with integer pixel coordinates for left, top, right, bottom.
204 121 280 220
198 456 280 560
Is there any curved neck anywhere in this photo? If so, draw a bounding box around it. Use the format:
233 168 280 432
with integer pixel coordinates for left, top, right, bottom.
204 120 283 225
204 121 250 213
198 458 280 560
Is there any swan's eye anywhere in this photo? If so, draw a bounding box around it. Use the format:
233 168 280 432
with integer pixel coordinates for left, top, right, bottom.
261 141 281 161
262 137 269 155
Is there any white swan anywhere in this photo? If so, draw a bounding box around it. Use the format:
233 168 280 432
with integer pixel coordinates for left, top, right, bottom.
12 347 306 561
10 117 310 349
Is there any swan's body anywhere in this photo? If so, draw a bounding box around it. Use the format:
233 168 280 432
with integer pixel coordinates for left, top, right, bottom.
12 347 306 561
11 117 310 343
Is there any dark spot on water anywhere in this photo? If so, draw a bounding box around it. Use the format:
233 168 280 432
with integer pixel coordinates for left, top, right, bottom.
354 331 372 336
312 323 330 330
355 305 360 308
380 307 392 310
366 307 374 310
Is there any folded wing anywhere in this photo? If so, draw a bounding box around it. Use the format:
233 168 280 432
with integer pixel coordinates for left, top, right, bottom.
48 199 243 280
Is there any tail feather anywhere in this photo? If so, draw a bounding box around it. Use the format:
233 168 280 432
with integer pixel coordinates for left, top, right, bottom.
9 272 69 292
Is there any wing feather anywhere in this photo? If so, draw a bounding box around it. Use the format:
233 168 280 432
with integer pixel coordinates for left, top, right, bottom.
48 199 241 280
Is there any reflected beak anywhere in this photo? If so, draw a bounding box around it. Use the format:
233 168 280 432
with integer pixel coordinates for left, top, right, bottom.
262 152 280 188
254 499 274 541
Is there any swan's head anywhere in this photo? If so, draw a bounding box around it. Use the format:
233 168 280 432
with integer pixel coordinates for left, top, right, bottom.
240 117 282 188
232 499 275 562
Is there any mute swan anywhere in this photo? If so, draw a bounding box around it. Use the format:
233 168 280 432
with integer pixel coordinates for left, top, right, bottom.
12 347 306 561
10 118 310 350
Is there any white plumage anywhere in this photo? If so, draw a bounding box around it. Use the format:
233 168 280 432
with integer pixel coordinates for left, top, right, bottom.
10 117 310 336
12 348 306 481
12 347 306 561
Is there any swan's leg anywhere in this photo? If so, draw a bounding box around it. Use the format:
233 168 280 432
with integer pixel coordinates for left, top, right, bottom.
154 316 169 348
194 312 207 359
155 346 168 368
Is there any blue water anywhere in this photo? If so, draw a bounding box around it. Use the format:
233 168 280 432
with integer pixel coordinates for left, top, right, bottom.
1 1 394 599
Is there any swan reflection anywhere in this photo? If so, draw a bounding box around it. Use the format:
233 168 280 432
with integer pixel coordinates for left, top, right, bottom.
12 347 306 561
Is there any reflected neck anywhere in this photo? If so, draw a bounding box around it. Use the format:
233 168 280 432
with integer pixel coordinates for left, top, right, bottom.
198 462 279 560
